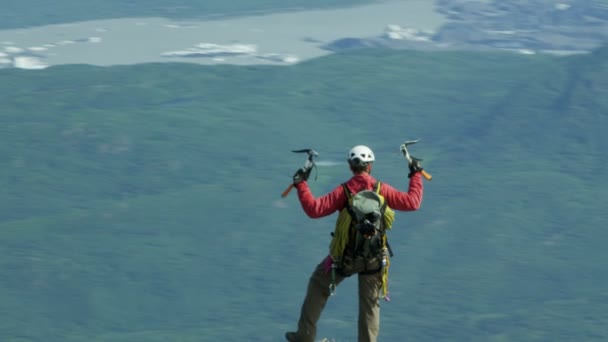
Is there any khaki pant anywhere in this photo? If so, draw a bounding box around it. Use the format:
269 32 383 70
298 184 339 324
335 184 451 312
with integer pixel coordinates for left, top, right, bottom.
293 256 382 342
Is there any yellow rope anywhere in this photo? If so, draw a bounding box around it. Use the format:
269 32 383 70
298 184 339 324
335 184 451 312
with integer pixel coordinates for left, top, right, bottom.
379 190 394 300
380 234 391 300
383 206 395 231
329 209 352 259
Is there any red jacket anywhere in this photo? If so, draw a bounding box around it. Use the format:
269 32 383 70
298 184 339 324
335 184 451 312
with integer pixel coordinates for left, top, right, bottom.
295 172 423 218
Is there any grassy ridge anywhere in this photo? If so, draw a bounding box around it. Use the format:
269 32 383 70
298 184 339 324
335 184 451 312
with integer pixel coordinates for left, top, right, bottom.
0 46 607 341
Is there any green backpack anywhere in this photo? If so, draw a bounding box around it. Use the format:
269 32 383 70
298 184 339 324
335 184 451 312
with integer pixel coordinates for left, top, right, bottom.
328 182 395 299
329 182 395 260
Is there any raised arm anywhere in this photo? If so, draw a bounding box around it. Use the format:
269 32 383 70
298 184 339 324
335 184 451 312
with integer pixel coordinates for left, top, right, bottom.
295 182 346 218
380 173 423 211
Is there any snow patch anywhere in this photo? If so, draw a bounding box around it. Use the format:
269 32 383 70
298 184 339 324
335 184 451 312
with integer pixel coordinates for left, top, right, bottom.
256 53 299 64
162 43 299 64
13 56 48 69
5 46 24 53
384 25 433 42
162 43 257 57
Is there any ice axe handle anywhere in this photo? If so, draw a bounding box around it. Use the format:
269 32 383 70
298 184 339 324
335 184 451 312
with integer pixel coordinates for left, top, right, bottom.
401 142 432 181
282 149 317 197
281 184 295 198
421 170 432 181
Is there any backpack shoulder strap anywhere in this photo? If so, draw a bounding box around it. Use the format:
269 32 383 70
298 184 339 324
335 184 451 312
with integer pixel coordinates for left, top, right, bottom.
374 181 388 214
341 183 357 221
373 181 381 194
342 183 352 199
373 181 385 203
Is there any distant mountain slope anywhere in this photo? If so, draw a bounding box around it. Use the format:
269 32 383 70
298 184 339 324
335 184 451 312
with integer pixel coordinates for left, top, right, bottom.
325 0 608 54
0 46 606 341
0 0 373 29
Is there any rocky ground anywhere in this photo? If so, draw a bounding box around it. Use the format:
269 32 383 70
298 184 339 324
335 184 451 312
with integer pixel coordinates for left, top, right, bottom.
325 0 608 54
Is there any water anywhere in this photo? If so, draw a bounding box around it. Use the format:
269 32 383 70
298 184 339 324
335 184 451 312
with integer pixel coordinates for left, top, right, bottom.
0 0 445 69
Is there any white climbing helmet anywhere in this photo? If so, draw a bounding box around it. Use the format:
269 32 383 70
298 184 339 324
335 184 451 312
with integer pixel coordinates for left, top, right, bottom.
347 145 375 164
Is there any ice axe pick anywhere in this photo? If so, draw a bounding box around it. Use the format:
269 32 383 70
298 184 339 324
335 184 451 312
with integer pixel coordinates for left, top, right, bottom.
281 149 319 198
400 140 432 181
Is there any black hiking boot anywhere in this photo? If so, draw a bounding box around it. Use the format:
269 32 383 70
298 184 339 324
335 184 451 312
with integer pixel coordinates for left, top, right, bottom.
285 331 297 341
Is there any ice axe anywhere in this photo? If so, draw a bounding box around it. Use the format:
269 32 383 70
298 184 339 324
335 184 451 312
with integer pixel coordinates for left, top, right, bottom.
281 149 319 198
400 140 432 181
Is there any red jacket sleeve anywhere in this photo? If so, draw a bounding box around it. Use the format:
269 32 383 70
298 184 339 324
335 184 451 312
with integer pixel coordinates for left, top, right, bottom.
295 181 346 218
380 173 423 211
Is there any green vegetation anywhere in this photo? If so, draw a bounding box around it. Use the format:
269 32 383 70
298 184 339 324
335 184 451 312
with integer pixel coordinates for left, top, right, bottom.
1 46 607 341
0 0 374 29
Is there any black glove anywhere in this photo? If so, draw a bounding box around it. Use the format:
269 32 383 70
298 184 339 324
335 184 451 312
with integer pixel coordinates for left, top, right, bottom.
408 159 423 178
293 167 312 184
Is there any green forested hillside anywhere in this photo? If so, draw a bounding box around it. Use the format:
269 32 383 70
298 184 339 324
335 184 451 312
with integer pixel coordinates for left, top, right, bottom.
0 0 373 29
1 46 607 341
